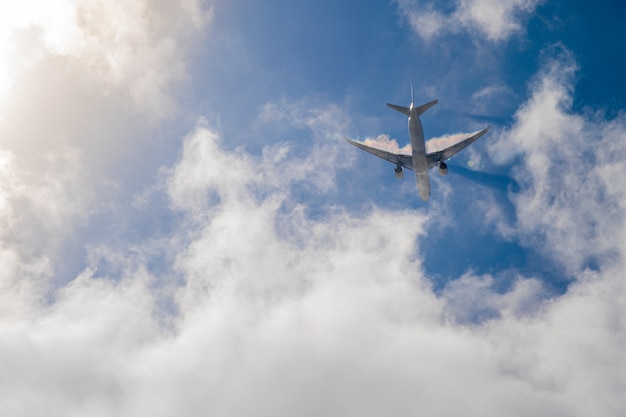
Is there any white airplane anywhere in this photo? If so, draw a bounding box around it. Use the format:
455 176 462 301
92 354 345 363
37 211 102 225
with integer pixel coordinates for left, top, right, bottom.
345 88 490 201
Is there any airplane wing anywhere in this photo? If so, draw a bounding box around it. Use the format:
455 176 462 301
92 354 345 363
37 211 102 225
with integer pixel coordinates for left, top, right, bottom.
344 137 413 170
426 126 490 168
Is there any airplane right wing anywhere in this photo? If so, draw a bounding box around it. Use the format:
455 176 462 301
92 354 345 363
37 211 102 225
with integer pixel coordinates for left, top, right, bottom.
425 126 490 168
344 137 414 170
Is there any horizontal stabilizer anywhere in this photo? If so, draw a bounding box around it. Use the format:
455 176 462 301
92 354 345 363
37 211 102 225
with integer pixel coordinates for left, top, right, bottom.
386 103 410 117
414 99 438 116
386 99 438 117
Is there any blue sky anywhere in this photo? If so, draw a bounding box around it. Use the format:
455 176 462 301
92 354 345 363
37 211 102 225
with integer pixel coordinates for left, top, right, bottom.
1 1 625 415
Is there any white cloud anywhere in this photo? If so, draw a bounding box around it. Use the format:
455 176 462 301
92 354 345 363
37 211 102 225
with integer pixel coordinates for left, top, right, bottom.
0 0 213 115
0 1 215 291
1 20 626 414
442 272 545 323
2 100 626 415
396 0 543 42
258 98 351 142
489 45 626 273
0 145 96 259
472 84 512 101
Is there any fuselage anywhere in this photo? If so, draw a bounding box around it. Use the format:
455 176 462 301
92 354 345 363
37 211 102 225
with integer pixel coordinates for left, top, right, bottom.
408 104 431 201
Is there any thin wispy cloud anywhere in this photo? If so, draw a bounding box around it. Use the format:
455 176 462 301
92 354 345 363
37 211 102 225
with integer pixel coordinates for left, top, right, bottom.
359 134 412 154
396 0 543 42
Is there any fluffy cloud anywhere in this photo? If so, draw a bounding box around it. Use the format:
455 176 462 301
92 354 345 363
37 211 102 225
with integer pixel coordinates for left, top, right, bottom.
0 145 98 320
0 0 215 288
1 19 625 414
0 0 212 115
396 0 542 42
490 45 626 273
3 87 626 415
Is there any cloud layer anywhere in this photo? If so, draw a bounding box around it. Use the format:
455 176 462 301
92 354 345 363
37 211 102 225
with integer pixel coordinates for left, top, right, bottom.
0 4 625 415
3 47 626 414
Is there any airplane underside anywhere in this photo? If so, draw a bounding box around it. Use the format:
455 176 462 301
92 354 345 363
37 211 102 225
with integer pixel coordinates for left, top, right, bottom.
345 89 489 201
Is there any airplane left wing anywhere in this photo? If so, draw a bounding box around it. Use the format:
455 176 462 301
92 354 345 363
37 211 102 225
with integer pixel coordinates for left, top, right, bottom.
344 137 413 169
426 126 490 168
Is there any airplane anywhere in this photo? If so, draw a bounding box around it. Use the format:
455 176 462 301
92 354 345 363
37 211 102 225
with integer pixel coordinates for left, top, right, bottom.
345 87 490 201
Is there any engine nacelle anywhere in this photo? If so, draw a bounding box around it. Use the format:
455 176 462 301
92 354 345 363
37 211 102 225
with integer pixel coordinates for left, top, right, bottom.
394 165 404 179
438 162 448 176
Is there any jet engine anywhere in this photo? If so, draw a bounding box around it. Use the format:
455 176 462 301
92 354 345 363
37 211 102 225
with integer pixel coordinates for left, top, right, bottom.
438 161 448 176
394 165 404 179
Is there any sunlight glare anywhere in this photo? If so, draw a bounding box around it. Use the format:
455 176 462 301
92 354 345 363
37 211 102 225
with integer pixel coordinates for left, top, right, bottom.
0 0 80 102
